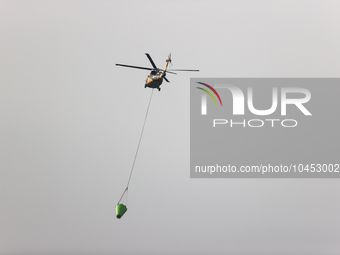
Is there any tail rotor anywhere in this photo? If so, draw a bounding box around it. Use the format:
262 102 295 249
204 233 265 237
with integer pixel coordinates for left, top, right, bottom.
168 53 172 67
163 53 172 83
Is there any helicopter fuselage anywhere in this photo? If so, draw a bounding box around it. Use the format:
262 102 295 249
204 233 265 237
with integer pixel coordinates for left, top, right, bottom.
145 70 164 91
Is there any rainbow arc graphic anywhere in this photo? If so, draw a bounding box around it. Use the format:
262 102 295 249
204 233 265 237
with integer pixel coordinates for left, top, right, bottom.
196 82 222 115
196 82 223 106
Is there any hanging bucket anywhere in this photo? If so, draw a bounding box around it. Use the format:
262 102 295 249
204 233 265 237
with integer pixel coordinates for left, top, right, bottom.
116 204 128 219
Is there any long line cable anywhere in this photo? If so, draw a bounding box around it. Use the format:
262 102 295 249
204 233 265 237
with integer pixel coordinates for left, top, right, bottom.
126 88 154 188
117 89 154 205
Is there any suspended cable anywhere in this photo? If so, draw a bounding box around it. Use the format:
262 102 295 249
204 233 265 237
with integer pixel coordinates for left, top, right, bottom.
126 88 154 188
116 89 153 219
116 89 154 219
117 187 128 205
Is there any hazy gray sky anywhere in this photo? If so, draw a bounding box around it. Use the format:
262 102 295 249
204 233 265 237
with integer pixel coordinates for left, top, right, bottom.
1 1 340 254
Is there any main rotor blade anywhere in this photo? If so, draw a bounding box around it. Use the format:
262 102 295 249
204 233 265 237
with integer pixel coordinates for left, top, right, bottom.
164 77 170 83
167 69 200 72
116 64 153 71
145 53 158 69
160 69 177 75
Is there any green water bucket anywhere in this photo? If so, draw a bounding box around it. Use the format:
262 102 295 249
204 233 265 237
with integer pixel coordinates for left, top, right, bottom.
116 204 128 219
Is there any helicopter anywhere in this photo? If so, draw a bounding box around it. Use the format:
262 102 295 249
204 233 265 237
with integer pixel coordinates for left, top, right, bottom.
116 53 199 91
